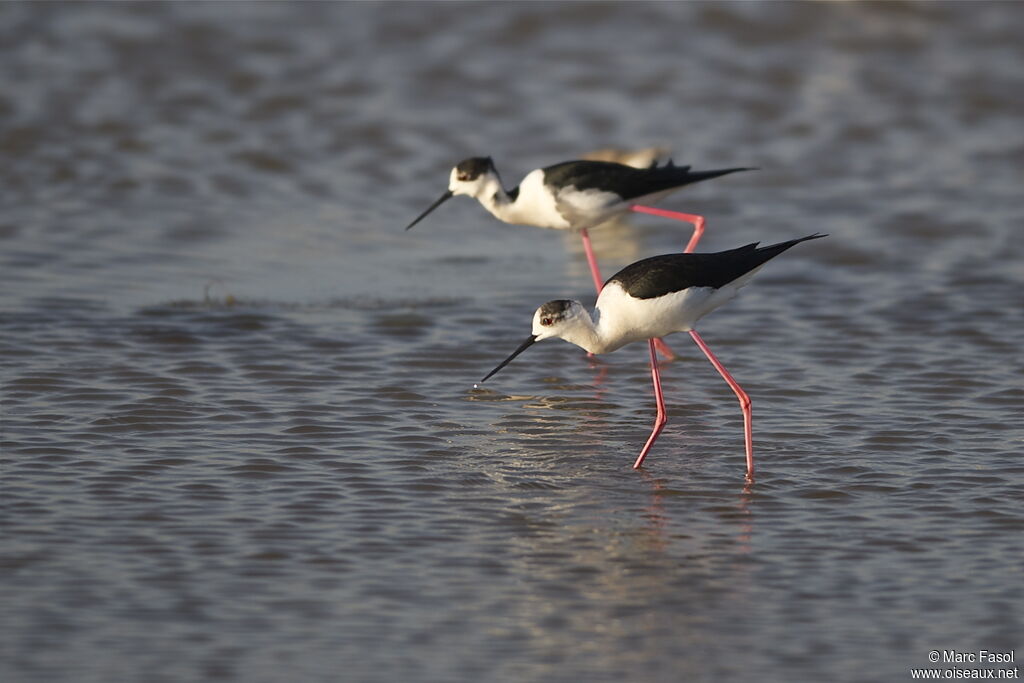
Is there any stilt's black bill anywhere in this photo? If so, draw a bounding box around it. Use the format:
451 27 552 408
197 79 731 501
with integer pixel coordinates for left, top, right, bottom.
405 190 454 230
480 335 537 383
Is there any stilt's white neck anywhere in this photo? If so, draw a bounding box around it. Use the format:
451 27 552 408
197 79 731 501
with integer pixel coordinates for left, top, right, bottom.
474 177 515 221
552 309 619 355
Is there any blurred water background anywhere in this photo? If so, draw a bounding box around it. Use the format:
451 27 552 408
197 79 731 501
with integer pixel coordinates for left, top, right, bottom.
1 2 1022 682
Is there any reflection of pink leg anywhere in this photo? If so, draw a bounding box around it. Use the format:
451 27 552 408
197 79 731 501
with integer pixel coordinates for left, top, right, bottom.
688 330 754 481
633 340 667 469
629 205 706 253
579 228 604 294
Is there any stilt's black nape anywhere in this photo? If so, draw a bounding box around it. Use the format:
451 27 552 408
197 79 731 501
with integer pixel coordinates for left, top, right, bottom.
480 335 537 383
405 190 454 230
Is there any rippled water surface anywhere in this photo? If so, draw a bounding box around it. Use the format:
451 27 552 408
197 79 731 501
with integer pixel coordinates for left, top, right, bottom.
2 3 1023 682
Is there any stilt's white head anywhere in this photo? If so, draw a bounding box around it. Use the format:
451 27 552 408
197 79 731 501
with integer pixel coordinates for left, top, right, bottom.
447 156 502 199
531 299 590 342
405 156 503 231
479 299 591 384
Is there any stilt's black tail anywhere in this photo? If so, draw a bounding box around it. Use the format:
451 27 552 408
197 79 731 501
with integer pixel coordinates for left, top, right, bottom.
622 161 755 200
747 233 827 259
696 233 828 288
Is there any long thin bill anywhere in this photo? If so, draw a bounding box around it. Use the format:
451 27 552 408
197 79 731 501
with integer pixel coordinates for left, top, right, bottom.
405 190 454 230
480 335 537 383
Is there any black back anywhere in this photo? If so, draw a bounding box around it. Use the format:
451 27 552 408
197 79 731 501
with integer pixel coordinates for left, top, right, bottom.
541 159 752 200
608 234 826 299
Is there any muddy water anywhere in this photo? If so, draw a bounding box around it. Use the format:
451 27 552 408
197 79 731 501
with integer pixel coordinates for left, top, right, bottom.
2 3 1022 682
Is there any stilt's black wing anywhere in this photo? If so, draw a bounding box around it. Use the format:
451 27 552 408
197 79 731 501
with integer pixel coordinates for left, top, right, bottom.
541 159 752 201
608 234 826 300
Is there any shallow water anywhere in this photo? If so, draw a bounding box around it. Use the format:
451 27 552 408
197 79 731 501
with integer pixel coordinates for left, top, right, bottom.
2 3 1023 682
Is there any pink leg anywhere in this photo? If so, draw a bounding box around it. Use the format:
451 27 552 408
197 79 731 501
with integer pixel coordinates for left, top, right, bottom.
578 228 605 295
578 228 604 360
652 338 677 361
629 205 706 254
633 340 668 469
688 330 754 480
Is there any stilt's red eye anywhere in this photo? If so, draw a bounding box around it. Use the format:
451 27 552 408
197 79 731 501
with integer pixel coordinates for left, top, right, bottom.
457 173 470 181
541 317 553 326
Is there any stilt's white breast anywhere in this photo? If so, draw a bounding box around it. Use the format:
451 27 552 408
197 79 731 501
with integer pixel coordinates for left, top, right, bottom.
594 280 746 352
500 170 573 230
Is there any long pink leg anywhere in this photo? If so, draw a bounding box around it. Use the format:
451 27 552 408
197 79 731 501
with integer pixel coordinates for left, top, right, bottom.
578 228 604 361
578 228 605 294
632 340 668 469
629 205 706 254
688 330 754 480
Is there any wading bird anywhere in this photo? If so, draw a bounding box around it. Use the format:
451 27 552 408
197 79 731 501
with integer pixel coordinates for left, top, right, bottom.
479 234 826 480
406 156 752 358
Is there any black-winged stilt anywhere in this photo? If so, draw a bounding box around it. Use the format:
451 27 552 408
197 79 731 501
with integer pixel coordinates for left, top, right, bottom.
406 156 753 359
479 234 826 480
